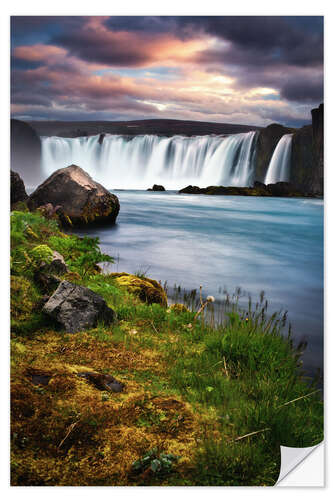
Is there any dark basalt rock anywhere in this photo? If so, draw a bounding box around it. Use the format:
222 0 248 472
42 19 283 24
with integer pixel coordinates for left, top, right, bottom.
310 103 323 195
254 123 294 182
312 104 323 177
178 185 202 194
43 280 116 333
147 184 165 191
265 182 304 197
77 372 125 393
98 133 105 145
11 119 41 186
40 250 68 276
34 271 62 294
178 182 306 198
290 125 315 194
289 104 323 196
11 170 28 208
28 165 120 226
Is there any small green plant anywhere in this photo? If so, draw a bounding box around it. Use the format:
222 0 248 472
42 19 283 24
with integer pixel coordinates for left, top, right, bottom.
29 244 54 267
132 448 179 476
49 235 114 276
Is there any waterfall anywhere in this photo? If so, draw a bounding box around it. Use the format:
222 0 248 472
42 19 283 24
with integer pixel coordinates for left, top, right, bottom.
264 134 293 185
41 131 257 190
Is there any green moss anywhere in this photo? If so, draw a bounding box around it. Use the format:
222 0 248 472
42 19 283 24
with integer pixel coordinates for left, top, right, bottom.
111 272 168 307
10 275 41 321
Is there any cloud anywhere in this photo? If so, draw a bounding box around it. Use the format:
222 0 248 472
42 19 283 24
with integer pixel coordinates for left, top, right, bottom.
13 44 67 62
10 16 323 126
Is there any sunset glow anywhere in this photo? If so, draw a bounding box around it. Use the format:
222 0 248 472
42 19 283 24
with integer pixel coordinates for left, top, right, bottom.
11 16 323 126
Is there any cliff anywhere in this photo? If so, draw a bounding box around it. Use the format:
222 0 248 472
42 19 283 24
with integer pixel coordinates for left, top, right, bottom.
290 104 323 196
11 119 41 187
28 118 261 138
254 124 294 182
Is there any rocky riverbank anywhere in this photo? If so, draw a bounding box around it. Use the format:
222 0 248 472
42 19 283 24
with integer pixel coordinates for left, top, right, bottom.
10 202 323 486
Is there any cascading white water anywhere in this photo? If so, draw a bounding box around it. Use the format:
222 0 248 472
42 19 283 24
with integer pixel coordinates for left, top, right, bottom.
41 131 257 190
264 134 293 185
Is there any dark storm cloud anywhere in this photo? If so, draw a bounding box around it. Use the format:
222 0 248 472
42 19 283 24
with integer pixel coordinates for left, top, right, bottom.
10 16 323 125
280 78 324 103
105 16 323 67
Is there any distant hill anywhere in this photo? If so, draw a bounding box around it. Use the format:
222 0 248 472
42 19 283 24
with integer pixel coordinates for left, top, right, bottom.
28 118 262 138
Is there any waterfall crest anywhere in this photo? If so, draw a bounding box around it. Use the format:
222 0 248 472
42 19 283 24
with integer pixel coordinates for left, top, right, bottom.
41 131 257 190
264 134 293 185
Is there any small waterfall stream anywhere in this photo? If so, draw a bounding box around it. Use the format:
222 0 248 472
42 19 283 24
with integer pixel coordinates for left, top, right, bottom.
41 131 258 189
264 134 293 184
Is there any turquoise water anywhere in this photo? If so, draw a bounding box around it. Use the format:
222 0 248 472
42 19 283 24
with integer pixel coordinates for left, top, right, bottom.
75 191 324 377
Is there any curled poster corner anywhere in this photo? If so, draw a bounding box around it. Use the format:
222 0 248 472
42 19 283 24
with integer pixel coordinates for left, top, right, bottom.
276 442 324 486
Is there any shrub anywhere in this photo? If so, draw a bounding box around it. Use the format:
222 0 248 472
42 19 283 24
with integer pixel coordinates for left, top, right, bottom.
49 235 113 276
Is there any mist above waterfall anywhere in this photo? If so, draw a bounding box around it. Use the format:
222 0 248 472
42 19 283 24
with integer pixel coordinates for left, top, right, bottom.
265 134 293 185
41 132 257 190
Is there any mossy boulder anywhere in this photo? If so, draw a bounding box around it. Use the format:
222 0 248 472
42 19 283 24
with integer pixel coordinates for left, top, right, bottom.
110 272 167 307
28 165 120 226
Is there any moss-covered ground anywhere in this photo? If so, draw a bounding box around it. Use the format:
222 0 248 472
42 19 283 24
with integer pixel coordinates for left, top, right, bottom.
10 209 323 486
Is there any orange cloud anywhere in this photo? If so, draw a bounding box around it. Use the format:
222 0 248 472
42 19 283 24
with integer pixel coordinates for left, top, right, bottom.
13 44 67 62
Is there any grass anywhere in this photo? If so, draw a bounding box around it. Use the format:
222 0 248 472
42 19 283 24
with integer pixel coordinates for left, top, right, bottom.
10 210 323 486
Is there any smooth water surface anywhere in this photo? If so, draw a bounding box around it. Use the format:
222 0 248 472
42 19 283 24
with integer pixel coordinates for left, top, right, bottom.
75 191 323 377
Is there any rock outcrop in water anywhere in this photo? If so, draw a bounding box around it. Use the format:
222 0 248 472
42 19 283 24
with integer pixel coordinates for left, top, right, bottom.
179 182 308 197
254 124 294 182
28 165 120 226
11 170 28 208
11 119 41 186
147 184 165 191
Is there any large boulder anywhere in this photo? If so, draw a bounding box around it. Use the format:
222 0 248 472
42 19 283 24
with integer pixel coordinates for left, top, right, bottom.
110 272 167 307
43 280 116 333
28 165 120 226
11 119 41 187
11 170 28 208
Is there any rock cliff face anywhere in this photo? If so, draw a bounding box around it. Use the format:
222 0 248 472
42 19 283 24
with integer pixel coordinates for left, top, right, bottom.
290 125 315 194
10 170 28 208
290 104 323 196
254 123 294 182
28 165 120 226
311 103 324 195
11 119 41 187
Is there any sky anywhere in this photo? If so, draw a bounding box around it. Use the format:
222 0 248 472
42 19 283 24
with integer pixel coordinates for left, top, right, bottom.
10 16 323 127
